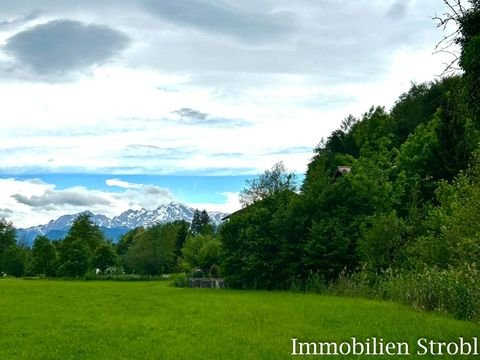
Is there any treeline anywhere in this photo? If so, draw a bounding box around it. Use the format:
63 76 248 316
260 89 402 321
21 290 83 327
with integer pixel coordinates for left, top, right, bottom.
0 209 222 279
220 2 480 320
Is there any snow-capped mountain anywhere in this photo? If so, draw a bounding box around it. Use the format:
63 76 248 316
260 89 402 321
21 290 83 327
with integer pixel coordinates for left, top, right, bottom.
109 202 226 228
16 202 228 245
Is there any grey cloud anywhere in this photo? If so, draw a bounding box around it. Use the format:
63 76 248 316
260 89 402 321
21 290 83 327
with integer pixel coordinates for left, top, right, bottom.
173 107 250 128
142 0 297 43
0 208 13 217
4 19 130 74
387 0 410 20
126 0 439 86
12 189 111 208
0 10 40 29
174 108 208 121
144 186 172 197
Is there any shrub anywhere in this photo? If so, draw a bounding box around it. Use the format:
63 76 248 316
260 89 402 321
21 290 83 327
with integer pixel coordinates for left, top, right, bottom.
171 273 188 288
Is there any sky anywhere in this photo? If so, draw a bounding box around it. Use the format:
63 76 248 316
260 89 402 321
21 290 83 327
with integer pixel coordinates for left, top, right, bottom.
0 0 457 228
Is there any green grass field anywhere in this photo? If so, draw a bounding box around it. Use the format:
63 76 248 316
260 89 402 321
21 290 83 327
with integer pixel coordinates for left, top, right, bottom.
0 279 478 359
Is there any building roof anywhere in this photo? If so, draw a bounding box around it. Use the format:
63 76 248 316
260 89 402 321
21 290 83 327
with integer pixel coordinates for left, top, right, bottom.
334 166 351 179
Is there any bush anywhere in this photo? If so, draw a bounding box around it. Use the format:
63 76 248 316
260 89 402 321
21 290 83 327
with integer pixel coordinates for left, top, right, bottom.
171 273 188 288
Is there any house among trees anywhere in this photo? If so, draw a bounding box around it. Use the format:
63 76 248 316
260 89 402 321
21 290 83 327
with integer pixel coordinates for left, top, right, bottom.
334 166 351 179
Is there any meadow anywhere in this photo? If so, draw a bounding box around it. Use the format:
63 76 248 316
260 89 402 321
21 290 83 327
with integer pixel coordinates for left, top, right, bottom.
0 279 479 360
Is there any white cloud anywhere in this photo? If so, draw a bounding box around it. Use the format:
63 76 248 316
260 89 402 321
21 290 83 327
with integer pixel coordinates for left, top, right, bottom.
189 192 241 215
0 0 460 177
106 178 142 189
0 178 174 227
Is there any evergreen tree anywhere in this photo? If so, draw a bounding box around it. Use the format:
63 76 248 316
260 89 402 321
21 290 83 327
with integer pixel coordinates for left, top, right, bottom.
190 209 211 235
64 213 104 253
190 209 202 235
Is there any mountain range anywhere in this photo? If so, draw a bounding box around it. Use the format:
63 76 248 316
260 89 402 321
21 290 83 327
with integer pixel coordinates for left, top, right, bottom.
16 202 228 245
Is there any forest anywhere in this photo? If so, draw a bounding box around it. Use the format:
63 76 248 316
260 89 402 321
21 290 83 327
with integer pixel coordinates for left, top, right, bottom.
1 0 479 321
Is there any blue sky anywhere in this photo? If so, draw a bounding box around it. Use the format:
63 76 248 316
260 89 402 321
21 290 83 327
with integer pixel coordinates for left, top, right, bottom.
0 0 458 227
12 174 252 204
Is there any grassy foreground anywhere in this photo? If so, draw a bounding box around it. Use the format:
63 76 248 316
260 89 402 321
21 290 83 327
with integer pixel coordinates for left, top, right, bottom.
0 279 479 359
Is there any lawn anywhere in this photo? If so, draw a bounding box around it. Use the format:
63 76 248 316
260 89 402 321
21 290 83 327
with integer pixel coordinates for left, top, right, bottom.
0 279 478 359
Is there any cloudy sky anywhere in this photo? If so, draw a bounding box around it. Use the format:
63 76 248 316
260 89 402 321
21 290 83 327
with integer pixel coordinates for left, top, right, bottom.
0 0 455 227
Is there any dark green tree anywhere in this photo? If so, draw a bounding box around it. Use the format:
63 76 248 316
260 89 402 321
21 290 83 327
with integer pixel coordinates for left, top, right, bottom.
0 218 16 255
31 235 57 277
116 227 144 256
221 190 301 289
0 218 22 276
173 220 190 257
190 209 202 235
64 213 105 253
124 223 177 275
92 243 117 272
57 240 90 277
1 246 27 277
190 209 211 235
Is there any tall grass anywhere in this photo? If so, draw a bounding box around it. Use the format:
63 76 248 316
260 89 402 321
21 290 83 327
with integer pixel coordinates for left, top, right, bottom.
302 265 480 321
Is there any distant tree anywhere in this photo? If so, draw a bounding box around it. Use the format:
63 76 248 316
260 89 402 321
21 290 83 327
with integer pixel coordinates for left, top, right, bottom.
56 213 106 277
0 218 20 275
1 246 27 277
124 223 177 275
92 243 117 272
116 227 144 256
31 236 57 277
172 220 190 257
239 162 297 207
179 234 221 274
191 209 202 235
190 209 211 235
64 213 105 253
0 218 16 255
57 240 90 277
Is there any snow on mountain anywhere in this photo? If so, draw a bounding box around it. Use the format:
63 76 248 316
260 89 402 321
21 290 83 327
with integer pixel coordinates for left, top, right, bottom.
17 202 229 245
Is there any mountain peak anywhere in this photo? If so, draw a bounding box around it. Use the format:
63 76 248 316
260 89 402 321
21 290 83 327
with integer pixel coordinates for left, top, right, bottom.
17 202 229 245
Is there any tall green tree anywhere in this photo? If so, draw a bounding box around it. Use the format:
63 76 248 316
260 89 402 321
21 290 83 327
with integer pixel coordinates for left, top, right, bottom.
221 190 301 289
1 246 27 277
57 213 105 277
0 218 16 255
64 213 105 253
124 223 177 275
92 243 117 272
0 218 21 276
190 209 212 235
57 240 90 277
31 235 57 277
